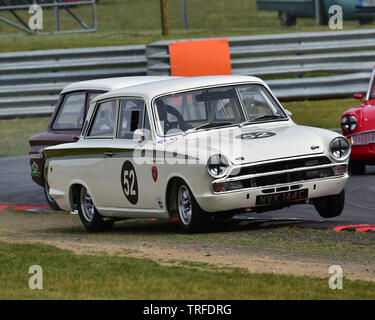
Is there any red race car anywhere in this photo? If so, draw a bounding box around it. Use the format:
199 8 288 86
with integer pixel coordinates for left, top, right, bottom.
341 66 375 174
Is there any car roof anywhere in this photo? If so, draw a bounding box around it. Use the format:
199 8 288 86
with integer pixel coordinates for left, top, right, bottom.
94 75 266 102
61 76 180 94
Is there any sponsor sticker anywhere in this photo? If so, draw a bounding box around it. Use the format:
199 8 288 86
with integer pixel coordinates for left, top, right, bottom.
31 161 40 177
152 166 158 182
156 197 164 209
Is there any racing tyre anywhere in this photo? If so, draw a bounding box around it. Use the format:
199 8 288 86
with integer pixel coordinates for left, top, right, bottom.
278 11 296 26
176 182 210 233
43 178 61 211
348 161 366 175
78 186 114 232
314 189 345 218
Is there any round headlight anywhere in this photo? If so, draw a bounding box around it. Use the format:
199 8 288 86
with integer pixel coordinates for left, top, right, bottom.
341 115 357 131
330 137 351 160
207 154 229 178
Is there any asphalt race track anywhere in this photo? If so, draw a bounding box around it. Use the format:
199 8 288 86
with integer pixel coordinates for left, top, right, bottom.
0 156 374 225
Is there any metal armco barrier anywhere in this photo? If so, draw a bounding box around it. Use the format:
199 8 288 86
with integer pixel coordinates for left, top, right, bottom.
1 29 375 119
146 28 375 98
0 45 147 118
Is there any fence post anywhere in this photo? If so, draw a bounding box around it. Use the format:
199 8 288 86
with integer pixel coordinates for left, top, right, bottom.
54 0 60 31
160 0 169 36
315 0 323 25
181 0 188 29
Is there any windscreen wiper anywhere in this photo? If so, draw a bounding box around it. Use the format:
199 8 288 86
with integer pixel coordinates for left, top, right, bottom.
239 114 285 127
184 122 234 134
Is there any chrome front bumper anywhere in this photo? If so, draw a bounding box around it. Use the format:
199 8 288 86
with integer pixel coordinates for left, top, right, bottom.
211 155 347 194
196 155 349 213
196 174 349 213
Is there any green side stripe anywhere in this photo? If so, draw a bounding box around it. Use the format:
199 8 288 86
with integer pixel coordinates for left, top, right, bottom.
44 147 199 162
44 148 134 159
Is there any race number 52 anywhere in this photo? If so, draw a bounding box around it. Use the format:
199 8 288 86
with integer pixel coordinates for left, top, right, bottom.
121 161 138 205
123 170 136 196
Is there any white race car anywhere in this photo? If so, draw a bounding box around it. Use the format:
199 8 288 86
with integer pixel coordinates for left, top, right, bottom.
44 76 351 232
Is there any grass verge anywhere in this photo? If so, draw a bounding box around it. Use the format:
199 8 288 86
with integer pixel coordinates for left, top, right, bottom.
0 117 50 158
283 98 359 129
1 241 375 299
0 0 373 52
1 208 375 273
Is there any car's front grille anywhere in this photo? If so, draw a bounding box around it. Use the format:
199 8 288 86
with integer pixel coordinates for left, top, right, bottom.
229 156 331 177
350 130 375 145
240 167 334 188
212 156 346 193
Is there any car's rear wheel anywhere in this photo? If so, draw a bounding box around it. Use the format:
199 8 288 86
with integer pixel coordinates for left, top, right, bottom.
348 161 366 175
313 189 345 218
176 182 210 233
43 178 61 211
78 186 114 232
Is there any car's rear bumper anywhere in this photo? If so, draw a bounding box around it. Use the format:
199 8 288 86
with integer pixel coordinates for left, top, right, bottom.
195 174 349 213
49 188 70 212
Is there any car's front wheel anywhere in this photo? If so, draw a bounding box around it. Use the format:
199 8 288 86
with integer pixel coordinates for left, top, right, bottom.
78 186 114 232
313 189 345 218
43 178 61 211
176 182 210 233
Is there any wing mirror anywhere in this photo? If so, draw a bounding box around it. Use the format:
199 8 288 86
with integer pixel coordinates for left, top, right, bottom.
285 109 293 117
353 93 364 101
133 129 145 142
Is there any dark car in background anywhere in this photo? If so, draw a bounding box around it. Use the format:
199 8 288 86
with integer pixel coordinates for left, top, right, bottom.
28 76 175 210
256 0 375 26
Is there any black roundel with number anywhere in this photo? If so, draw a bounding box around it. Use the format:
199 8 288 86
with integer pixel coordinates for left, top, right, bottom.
239 132 276 140
121 161 138 205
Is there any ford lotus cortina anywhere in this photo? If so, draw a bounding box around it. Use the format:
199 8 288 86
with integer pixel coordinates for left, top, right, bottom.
44 76 351 232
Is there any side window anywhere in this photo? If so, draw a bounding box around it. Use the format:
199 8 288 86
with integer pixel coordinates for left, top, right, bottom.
53 92 86 130
118 99 148 139
87 100 117 137
87 92 103 103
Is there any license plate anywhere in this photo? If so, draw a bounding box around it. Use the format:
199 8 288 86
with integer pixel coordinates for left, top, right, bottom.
256 189 308 206
360 0 375 7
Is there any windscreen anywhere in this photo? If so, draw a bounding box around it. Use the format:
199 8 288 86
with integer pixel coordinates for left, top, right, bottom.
154 84 287 136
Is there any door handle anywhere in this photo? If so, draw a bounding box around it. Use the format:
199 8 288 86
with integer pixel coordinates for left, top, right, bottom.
104 151 115 157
